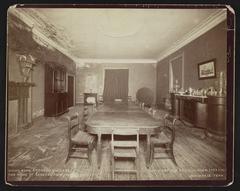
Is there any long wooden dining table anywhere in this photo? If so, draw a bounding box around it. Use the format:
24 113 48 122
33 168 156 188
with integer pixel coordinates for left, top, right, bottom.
85 102 162 169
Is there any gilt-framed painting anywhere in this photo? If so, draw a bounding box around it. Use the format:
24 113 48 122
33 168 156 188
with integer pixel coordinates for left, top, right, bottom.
198 59 216 80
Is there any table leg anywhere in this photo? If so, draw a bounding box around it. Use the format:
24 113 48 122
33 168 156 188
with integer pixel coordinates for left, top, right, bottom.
146 134 150 168
97 133 102 169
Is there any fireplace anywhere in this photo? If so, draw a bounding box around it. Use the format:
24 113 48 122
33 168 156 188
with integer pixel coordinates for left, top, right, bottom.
8 81 35 131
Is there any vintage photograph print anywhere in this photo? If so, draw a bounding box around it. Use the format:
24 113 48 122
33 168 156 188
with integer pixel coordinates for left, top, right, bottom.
198 59 216 79
6 4 234 186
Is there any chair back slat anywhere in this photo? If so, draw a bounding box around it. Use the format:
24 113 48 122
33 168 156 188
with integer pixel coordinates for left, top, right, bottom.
112 141 138 147
69 114 79 121
164 114 177 125
163 114 176 143
64 113 81 138
70 123 79 130
113 129 139 136
111 128 139 153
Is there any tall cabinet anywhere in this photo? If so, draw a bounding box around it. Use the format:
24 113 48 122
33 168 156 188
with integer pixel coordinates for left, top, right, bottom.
44 63 68 117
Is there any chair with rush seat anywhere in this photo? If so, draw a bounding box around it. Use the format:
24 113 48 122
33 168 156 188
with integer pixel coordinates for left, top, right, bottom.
150 114 177 166
65 112 96 164
111 129 140 180
82 106 89 130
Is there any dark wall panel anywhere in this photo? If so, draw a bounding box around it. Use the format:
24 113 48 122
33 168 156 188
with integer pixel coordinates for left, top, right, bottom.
156 21 227 103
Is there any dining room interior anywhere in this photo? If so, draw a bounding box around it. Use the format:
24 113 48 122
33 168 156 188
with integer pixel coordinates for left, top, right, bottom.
6 6 229 182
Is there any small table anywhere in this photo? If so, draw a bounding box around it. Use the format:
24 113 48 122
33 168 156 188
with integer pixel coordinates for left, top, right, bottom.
85 103 162 169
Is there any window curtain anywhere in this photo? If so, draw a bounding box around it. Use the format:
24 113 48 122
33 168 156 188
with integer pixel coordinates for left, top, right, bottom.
172 57 182 87
170 56 183 90
103 69 129 102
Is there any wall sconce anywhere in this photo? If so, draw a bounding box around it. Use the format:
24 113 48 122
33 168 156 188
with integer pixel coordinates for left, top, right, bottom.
17 54 37 82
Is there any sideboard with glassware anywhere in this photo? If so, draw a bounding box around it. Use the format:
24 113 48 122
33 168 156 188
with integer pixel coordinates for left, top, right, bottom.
171 92 226 140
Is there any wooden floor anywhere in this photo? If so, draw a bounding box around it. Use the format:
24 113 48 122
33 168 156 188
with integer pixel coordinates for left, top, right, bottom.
7 105 226 181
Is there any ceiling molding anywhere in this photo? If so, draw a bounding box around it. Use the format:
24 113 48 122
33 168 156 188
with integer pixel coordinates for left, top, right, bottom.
76 58 157 67
9 7 226 66
8 7 77 63
157 9 227 62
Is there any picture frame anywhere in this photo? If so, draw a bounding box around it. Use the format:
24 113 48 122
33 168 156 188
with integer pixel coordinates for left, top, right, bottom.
198 59 216 79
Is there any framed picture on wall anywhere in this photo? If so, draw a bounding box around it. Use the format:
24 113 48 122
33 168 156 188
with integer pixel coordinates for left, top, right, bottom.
198 59 216 79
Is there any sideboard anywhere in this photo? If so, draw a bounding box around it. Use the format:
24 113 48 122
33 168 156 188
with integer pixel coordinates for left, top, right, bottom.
170 93 226 139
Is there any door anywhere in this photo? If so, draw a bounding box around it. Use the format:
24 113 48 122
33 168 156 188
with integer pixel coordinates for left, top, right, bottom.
68 76 74 107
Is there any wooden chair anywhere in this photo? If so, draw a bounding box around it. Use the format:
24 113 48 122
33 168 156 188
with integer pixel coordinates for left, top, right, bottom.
150 108 161 120
148 107 153 115
83 106 89 119
111 129 140 180
98 95 103 105
65 112 96 164
150 114 177 166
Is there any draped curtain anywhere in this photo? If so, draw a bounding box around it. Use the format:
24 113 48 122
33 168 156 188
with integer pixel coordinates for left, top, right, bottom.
170 56 183 90
103 69 129 102
172 57 182 87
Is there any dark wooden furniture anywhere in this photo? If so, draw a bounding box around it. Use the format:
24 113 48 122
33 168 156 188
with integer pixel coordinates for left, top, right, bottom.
111 129 139 180
65 113 96 164
44 63 69 117
82 106 90 130
85 103 162 169
150 114 177 166
171 93 226 140
98 94 104 105
206 96 226 139
171 93 208 129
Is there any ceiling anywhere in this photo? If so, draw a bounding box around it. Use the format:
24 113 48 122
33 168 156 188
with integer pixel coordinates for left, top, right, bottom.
12 8 226 65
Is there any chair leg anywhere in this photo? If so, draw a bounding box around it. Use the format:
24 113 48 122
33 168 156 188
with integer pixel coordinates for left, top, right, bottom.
136 157 139 180
172 156 177 166
65 143 72 164
149 143 154 166
170 147 177 166
88 145 92 165
112 156 115 180
166 145 177 166
65 155 69 164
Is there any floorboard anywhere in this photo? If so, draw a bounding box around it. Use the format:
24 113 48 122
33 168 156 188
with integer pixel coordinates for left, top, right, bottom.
7 105 226 181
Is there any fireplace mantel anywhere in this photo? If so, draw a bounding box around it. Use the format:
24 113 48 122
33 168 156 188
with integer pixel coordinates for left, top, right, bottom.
8 81 35 130
8 81 35 100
